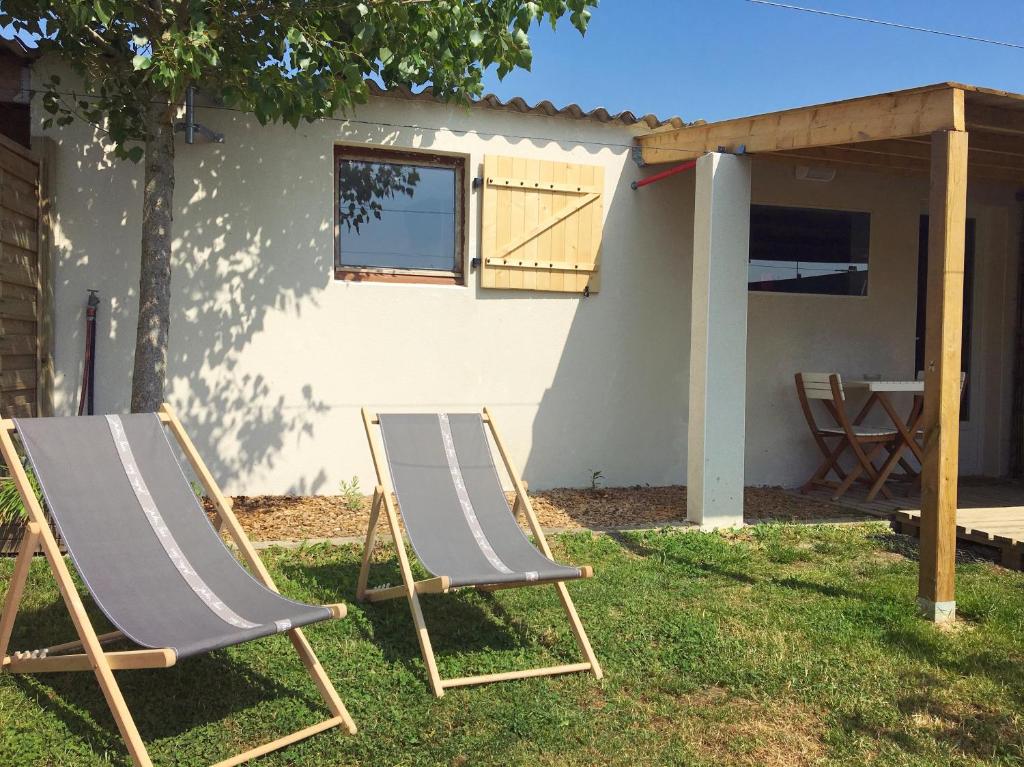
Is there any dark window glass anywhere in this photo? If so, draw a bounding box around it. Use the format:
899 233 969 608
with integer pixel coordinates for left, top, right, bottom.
335 149 463 280
748 205 870 295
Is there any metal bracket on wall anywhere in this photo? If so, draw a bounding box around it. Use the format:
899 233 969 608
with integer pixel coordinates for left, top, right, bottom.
174 86 225 144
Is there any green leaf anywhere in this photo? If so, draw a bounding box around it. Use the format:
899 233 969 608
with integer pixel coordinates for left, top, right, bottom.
469 30 483 46
132 54 151 70
92 0 112 25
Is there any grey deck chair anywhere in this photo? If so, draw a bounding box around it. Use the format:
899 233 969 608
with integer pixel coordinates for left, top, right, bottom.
360 407 602 697
0 405 356 767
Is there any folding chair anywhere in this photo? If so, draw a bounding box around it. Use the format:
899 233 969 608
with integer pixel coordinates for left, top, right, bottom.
359 407 602 697
0 405 356 767
795 373 899 500
876 370 968 495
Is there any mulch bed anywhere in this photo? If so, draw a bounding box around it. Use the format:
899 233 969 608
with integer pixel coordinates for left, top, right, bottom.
209 486 868 543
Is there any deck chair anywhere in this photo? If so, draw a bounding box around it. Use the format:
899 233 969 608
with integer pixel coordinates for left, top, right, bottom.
0 405 356 767
795 373 899 500
359 407 602 697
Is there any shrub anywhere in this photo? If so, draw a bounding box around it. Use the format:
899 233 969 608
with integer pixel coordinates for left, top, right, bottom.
339 476 363 511
0 455 42 526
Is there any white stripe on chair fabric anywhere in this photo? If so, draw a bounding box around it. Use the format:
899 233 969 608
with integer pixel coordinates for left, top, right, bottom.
437 414 536 581
105 416 261 630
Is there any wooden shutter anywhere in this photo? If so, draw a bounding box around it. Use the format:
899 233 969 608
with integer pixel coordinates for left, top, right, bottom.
480 155 604 294
0 134 41 417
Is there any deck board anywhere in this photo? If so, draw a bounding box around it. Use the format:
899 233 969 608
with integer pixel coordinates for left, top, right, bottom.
789 482 1024 568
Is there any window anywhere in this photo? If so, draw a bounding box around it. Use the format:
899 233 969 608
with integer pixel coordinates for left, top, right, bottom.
334 147 465 284
748 205 870 295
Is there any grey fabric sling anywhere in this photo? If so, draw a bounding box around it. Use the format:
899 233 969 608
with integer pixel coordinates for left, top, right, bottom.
14 413 331 660
378 413 582 588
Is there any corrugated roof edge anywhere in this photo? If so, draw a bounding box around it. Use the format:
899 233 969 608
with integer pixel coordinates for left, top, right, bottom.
366 81 688 130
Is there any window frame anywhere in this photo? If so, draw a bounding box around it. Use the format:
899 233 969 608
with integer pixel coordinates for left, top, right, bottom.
747 203 872 298
333 145 467 285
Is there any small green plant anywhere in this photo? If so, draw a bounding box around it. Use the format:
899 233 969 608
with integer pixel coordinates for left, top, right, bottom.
589 469 604 491
0 456 42 525
339 476 363 512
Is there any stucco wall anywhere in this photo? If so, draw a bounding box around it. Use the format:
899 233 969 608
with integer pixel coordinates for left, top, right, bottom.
746 160 1019 484
36 85 696 494
34 77 1019 494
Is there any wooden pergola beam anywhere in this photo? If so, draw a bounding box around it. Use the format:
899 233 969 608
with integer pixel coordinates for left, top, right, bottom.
762 146 1023 184
895 131 1024 159
918 130 969 624
965 104 1024 136
638 87 965 165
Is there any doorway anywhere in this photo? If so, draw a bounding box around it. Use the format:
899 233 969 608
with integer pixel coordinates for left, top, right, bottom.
916 215 976 419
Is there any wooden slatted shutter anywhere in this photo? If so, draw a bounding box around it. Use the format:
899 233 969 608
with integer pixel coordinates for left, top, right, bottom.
480 155 604 294
0 134 42 417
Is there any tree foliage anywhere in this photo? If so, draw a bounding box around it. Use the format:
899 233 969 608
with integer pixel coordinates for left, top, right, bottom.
3 0 597 156
1 0 597 411
337 159 421 233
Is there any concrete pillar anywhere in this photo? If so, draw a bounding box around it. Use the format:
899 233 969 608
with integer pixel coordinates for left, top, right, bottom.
687 152 752 529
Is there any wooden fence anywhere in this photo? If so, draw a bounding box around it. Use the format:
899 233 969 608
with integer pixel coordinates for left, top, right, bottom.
0 132 45 418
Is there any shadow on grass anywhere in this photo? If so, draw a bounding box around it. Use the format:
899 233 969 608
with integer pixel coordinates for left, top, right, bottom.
834 668 1024 761
5 597 328 755
280 556 570 681
609 527 1024 731
869 530 996 565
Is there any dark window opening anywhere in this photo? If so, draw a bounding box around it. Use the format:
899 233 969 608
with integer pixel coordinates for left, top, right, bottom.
334 146 465 285
748 205 871 295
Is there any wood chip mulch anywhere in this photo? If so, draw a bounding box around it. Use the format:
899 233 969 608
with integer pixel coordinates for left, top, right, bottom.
208 486 867 543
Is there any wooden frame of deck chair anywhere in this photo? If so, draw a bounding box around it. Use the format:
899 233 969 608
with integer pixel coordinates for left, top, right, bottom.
0 404 356 767
359 407 603 697
795 373 900 501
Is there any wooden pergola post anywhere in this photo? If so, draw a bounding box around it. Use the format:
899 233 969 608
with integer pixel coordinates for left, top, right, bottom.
918 129 969 623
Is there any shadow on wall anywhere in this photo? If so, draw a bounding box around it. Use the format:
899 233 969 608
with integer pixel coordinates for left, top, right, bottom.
54 99 683 495
517 167 696 490
168 114 337 493
49 130 141 414
166 108 641 493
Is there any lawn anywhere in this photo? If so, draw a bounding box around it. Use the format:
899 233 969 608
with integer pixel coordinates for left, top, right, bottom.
1 523 1023 766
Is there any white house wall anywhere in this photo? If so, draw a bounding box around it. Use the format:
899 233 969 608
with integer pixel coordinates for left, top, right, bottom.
35 81 695 494
746 160 1019 485
34 76 1019 494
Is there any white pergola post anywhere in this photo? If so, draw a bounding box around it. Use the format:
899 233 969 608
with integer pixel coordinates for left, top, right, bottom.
687 152 752 529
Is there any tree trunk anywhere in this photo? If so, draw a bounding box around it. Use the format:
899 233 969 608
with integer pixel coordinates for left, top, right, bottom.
131 98 176 412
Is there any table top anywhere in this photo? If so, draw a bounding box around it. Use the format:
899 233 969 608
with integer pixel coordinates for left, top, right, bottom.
847 379 924 393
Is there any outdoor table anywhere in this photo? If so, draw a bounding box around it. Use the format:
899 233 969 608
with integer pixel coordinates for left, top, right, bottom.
846 379 925 502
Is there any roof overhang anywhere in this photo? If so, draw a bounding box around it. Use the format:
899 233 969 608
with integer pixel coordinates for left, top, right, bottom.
637 83 1024 184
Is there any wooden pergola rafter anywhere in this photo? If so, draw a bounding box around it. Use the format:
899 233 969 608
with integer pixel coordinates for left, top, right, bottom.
638 83 1024 184
637 82 1024 622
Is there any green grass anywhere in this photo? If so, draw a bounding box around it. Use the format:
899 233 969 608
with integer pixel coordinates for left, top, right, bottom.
2 523 1024 766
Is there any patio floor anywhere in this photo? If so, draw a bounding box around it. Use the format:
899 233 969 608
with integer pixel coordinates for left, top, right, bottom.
794 480 1024 569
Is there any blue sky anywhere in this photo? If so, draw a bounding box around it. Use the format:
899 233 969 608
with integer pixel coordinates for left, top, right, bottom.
7 1 1022 124
482 0 1024 123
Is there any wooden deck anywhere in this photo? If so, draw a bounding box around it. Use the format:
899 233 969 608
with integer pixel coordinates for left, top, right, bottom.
794 481 1024 569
